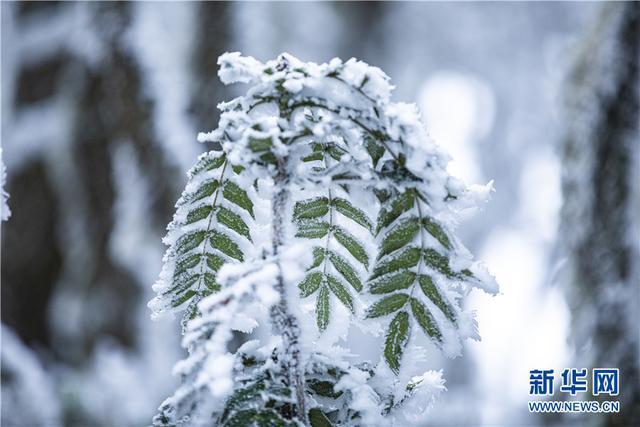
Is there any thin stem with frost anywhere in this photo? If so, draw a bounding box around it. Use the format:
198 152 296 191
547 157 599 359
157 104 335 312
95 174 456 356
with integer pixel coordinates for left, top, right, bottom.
270 156 307 423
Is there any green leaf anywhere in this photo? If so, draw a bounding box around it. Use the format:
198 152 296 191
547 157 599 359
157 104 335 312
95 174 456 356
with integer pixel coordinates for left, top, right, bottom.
224 410 257 427
309 408 333 427
333 226 369 267
296 221 330 239
220 383 264 423
186 205 213 225
370 247 421 280
422 217 452 250
326 274 354 313
366 293 409 318
369 271 415 294
206 254 225 271
210 231 244 261
191 153 225 176
176 230 206 255
410 297 442 342
204 272 220 292
384 311 410 374
332 198 372 231
317 286 330 331
460 268 475 280
248 137 272 152
365 138 385 168
217 206 251 240
188 179 219 203
328 251 362 292
223 181 254 218
168 249 224 312
310 247 325 269
303 143 324 163
378 217 420 259
294 197 329 220
307 380 343 398
423 248 455 277
225 408 291 427
183 301 200 324
259 152 277 165
254 410 291 427
374 188 390 204
302 152 324 162
376 191 415 233
418 275 456 323
264 384 292 399
299 272 323 297
174 253 201 277
231 164 245 174
327 144 346 161
171 289 197 308
166 274 199 297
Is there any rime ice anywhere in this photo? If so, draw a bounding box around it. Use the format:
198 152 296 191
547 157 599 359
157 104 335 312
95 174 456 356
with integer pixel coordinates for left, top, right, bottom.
151 52 497 426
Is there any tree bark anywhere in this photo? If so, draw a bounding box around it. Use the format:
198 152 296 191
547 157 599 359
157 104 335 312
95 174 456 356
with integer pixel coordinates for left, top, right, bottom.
559 3 639 425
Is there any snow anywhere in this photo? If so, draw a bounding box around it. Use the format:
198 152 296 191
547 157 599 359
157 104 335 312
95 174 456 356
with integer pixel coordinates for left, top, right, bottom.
1 325 62 427
217 52 264 85
334 367 382 426
1 149 10 221
200 354 235 397
283 78 304 94
392 370 446 425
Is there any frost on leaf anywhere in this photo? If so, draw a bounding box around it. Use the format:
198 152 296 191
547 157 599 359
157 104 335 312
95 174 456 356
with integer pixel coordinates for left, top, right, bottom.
370 186 496 373
294 189 372 330
149 151 256 327
151 52 497 426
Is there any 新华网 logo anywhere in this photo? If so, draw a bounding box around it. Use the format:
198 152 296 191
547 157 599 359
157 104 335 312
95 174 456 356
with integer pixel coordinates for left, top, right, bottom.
528 368 620 413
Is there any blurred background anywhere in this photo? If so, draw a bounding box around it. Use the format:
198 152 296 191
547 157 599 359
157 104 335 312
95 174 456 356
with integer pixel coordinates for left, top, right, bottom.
1 2 638 426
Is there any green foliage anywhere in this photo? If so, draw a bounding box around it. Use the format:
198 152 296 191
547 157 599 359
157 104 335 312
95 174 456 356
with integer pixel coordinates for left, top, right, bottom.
365 293 409 318
369 187 476 373
303 356 372 426
308 408 332 427
294 147 373 330
316 286 330 331
156 152 255 325
213 351 369 427
332 198 373 231
216 350 300 427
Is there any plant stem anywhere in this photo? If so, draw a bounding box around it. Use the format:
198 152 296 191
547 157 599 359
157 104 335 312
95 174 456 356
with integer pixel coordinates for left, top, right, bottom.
270 156 307 424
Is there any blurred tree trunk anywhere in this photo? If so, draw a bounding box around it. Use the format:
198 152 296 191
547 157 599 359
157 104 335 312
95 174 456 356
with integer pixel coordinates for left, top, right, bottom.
1 1 231 425
189 2 233 137
333 1 388 64
2 1 177 364
560 3 639 425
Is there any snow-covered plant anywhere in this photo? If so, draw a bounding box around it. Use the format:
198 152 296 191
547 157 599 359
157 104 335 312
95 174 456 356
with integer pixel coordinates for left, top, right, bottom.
150 52 497 426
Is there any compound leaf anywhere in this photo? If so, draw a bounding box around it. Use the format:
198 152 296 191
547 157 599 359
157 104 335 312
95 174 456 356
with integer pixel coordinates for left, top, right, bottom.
410 297 442 342
366 293 409 318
